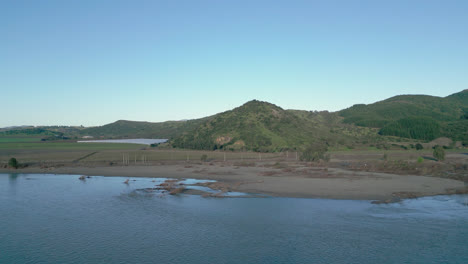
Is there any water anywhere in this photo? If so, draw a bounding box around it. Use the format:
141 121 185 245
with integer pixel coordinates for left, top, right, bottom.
77 138 168 145
1 174 467 264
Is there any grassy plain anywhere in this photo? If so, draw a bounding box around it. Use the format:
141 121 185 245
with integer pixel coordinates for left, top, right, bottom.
0 139 283 165
0 137 43 143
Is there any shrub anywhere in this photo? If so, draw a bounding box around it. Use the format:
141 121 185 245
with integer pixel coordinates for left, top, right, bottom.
300 143 328 162
433 146 445 161
200 154 208 162
8 158 18 169
415 143 423 150
417 156 424 163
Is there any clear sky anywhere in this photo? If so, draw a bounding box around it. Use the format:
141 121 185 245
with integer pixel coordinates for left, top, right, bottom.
1 0 467 127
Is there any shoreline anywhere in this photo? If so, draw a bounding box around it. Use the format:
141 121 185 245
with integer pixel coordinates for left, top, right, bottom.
1 163 466 202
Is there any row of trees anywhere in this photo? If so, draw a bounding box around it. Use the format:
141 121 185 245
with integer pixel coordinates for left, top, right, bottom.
379 117 441 140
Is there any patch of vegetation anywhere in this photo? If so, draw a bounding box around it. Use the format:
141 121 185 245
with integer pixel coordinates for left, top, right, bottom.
1 128 55 136
0 126 83 140
442 120 468 146
300 142 329 162
433 145 446 161
383 153 388 161
378 117 441 140
8 157 18 169
0 137 42 143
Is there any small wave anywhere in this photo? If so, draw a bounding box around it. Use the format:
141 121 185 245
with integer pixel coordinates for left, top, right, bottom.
370 195 468 220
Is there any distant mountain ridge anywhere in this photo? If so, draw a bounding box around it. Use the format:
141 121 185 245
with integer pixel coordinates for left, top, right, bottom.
339 90 468 143
2 90 467 149
340 90 468 127
79 118 209 139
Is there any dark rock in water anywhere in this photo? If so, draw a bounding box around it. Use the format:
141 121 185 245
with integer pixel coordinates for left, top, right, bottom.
169 187 185 195
371 197 401 204
79 175 86 180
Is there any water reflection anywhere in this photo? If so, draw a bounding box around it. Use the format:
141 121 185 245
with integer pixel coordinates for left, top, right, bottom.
9 173 18 181
7 174 18 195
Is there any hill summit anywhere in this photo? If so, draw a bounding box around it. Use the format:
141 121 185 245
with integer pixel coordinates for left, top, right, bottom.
171 100 371 152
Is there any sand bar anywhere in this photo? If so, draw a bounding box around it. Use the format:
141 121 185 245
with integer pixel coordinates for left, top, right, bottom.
2 162 466 202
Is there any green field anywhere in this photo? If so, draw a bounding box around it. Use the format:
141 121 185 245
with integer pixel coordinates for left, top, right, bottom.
0 141 284 165
0 137 43 143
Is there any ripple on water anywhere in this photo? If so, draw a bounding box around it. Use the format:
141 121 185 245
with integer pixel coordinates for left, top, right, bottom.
369 194 468 220
1 174 468 264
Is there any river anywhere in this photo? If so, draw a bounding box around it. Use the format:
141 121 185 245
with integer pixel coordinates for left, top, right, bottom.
1 174 467 263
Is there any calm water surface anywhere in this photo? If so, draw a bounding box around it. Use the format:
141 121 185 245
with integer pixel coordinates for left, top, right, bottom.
1 174 467 264
77 138 168 145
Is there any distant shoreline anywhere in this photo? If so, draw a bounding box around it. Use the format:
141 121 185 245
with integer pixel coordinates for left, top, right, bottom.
2 162 466 203
77 138 168 145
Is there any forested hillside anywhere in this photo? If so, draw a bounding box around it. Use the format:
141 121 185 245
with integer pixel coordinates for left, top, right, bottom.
339 90 468 144
171 100 377 152
79 118 210 139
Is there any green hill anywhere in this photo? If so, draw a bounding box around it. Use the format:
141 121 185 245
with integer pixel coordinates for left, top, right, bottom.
339 90 468 143
171 100 376 152
0 126 83 140
79 119 208 139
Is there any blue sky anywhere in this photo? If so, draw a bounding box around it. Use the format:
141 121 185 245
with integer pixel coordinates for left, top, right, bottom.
1 0 467 127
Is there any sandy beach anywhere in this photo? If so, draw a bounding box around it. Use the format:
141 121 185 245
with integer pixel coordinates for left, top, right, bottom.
2 161 466 202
